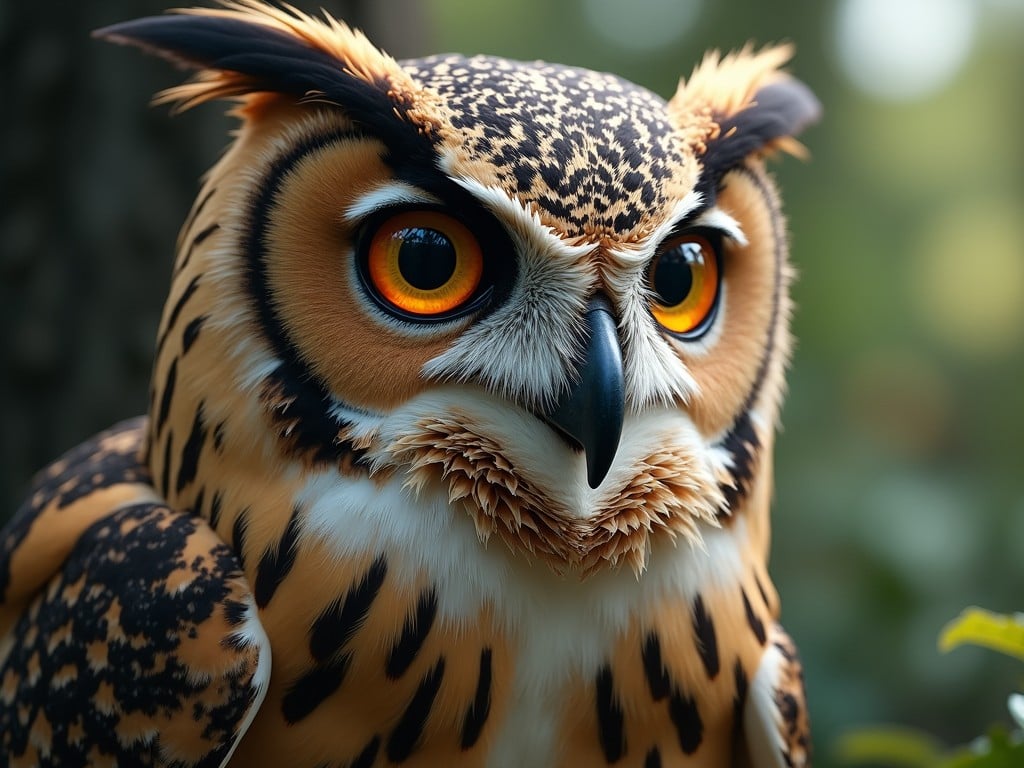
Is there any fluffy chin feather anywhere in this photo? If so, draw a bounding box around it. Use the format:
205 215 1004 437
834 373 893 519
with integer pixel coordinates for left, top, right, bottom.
366 386 725 577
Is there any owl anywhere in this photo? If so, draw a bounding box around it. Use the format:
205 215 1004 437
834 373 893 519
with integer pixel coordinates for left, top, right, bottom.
0 2 819 766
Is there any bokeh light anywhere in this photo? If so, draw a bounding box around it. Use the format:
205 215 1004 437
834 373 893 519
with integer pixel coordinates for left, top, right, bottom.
910 198 1024 359
834 0 977 101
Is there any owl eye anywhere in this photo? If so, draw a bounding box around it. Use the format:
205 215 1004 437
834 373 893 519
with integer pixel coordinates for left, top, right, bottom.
362 210 485 320
648 233 721 338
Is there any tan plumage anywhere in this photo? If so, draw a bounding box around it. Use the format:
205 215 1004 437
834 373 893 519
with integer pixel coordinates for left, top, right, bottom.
1 2 819 765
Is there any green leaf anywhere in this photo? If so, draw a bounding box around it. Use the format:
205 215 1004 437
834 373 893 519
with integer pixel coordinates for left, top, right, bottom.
938 608 1024 662
938 726 1024 768
836 726 944 766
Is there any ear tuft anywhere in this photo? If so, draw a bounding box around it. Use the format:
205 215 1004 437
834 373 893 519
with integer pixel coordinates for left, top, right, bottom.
668 44 821 173
93 1 445 153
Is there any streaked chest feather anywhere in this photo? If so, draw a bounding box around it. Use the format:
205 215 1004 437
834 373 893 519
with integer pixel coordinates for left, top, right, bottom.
221 469 775 766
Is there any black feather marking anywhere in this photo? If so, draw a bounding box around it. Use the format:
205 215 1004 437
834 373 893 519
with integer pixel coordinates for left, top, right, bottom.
0 502 249 762
213 421 227 454
460 647 492 749
94 14 437 164
178 222 220 275
281 653 352 723
182 314 207 355
232 509 250 571
348 735 381 768
668 688 703 754
258 362 371 466
155 275 200 357
644 747 662 768
223 598 248 627
180 184 217 243
244 128 375 468
160 430 173 498
0 418 151 601
778 690 801 729
387 657 446 762
774 636 797 663
156 357 178 436
310 555 387 661
192 487 206 516
699 79 821 197
595 664 626 763
642 632 670 701
719 410 760 515
222 632 249 655
754 570 772 610
24 422 149 512
691 595 720 679
209 490 223 529
742 588 767 646
175 405 207 493
731 658 749 741
386 588 438 679
253 505 302 608
711 164 787 518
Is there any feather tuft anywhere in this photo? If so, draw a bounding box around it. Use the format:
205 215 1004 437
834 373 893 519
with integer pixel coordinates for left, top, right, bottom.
94 0 447 155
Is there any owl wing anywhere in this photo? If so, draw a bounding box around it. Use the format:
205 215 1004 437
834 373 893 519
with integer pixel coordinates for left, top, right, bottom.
739 622 812 768
0 417 270 767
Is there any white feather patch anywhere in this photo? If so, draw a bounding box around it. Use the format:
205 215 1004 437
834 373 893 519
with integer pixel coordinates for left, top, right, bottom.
744 645 787 767
421 178 597 412
342 181 440 221
305 382 748 613
218 598 272 768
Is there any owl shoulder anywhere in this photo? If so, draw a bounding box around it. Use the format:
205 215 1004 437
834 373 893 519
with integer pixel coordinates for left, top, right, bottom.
0 417 270 766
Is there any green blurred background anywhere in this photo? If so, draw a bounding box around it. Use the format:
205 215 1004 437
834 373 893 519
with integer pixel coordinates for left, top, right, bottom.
2 0 1022 763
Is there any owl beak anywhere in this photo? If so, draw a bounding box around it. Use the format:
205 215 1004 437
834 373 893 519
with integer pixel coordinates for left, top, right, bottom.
544 294 625 489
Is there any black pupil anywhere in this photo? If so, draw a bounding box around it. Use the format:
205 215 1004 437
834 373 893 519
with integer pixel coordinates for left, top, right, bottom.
397 227 456 291
653 241 702 306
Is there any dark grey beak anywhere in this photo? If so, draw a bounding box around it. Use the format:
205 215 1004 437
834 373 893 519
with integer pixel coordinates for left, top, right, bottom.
544 294 625 488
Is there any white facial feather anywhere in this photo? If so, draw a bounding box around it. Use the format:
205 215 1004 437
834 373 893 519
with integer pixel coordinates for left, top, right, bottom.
342 181 440 221
421 178 597 412
365 385 720 518
602 193 705 410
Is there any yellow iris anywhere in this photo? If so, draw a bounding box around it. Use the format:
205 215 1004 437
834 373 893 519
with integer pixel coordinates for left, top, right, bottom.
649 234 720 336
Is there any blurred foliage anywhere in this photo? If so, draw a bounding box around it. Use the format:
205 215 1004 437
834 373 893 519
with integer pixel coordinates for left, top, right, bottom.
2 2 1023 766
838 609 1024 767
940 609 1024 663
840 726 1024 768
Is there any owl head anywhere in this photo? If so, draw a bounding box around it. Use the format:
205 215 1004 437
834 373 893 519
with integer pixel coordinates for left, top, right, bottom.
98 1 819 577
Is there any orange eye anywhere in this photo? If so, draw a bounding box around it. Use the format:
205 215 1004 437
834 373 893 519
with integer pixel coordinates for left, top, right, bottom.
649 234 721 337
365 211 484 318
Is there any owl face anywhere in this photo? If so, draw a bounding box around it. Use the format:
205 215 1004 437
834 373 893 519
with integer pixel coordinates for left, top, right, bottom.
102 1 818 576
